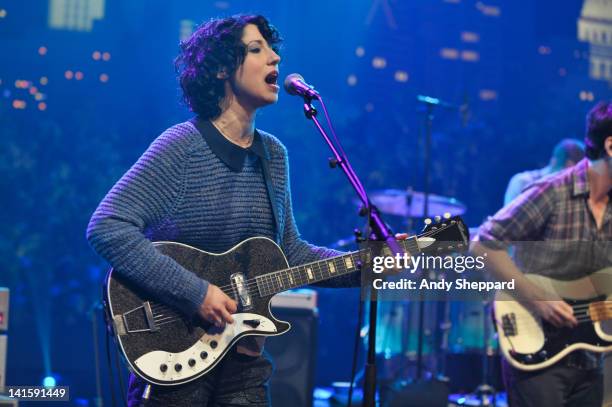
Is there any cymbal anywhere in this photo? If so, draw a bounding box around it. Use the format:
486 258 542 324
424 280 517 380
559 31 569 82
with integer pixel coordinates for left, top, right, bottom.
362 189 467 218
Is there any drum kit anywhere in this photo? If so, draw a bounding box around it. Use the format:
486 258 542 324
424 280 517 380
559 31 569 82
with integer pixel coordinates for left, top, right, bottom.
332 188 500 404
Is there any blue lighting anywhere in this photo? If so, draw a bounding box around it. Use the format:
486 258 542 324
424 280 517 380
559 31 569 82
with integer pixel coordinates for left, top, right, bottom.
42 375 56 387
457 397 466 404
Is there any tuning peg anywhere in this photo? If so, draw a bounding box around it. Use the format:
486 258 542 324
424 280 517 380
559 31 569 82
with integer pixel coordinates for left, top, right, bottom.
434 215 442 223
444 212 451 219
424 218 432 225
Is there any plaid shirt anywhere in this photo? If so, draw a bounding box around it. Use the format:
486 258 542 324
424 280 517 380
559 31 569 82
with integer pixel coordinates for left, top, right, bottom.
478 159 612 280
478 159 612 370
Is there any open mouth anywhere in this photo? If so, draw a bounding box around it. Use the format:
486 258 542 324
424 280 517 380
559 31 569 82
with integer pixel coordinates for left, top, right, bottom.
265 71 279 85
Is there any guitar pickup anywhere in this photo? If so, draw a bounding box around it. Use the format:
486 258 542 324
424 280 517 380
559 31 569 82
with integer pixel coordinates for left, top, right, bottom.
243 319 261 328
501 313 517 336
231 273 252 310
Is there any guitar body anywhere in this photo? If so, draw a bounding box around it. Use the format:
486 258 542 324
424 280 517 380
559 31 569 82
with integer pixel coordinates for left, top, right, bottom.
105 237 291 385
494 269 612 371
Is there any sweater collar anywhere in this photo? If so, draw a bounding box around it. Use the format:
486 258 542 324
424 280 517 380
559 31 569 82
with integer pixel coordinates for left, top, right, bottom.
190 117 268 172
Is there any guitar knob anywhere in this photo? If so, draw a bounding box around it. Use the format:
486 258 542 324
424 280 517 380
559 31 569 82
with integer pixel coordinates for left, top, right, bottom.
174 363 182 372
188 358 196 367
538 350 548 359
210 340 218 349
525 354 533 362
159 364 168 372
200 351 208 359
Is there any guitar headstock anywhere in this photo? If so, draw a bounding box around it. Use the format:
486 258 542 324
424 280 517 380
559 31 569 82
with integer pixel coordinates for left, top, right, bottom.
418 214 470 254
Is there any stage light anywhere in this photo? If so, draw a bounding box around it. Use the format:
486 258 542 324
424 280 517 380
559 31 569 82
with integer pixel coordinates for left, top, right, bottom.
42 375 56 387
394 70 409 82
347 74 357 86
65 70 74 80
440 48 459 60
579 90 594 101
479 89 497 101
99 73 109 83
15 80 30 89
461 31 479 43
538 46 552 55
12 99 26 109
372 57 387 69
29 86 38 95
0 9 7 18
355 46 365 57
35 93 45 101
38 46 48 56
476 2 501 17
75 71 83 80
102 52 111 61
461 50 480 62
40 76 48 85
92 51 101 60
38 102 47 111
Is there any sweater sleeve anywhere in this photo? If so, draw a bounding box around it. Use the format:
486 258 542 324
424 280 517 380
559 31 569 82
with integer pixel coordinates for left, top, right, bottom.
86 127 208 317
279 147 361 288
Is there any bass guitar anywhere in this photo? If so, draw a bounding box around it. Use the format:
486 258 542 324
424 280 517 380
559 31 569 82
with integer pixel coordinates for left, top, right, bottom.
494 268 612 371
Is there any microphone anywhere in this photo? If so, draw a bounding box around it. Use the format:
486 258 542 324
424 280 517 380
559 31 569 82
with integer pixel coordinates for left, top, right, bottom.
283 73 320 99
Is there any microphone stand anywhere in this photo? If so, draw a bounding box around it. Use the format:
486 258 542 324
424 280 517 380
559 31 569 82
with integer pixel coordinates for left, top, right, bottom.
300 95 403 407
414 94 462 384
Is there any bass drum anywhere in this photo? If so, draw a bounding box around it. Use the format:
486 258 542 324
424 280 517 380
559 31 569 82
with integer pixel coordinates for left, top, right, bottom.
447 301 498 353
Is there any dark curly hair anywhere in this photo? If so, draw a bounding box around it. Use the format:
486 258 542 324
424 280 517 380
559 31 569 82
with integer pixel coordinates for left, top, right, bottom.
585 100 612 160
175 15 282 120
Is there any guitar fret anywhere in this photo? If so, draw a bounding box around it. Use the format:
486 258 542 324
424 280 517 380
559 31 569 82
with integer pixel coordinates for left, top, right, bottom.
258 248 373 296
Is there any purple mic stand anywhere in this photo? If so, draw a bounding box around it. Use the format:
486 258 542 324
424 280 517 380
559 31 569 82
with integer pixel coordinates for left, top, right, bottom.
300 96 403 407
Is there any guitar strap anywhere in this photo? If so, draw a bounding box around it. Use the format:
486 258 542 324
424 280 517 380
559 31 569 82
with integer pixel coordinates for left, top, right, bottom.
259 141 283 247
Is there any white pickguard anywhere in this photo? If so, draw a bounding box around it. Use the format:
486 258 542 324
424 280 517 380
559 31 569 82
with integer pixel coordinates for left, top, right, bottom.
134 313 276 383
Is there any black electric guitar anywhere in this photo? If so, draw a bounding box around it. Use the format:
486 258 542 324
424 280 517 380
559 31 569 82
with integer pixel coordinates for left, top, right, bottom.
104 216 468 385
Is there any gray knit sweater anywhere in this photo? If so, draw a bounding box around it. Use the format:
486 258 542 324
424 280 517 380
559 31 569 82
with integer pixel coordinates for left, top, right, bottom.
87 121 357 317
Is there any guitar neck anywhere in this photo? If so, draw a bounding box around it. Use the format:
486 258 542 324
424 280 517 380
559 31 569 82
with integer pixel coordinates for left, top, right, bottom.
256 237 421 297
588 300 612 323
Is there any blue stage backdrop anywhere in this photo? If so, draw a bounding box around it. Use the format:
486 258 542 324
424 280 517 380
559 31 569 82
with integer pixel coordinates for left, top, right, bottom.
0 0 608 403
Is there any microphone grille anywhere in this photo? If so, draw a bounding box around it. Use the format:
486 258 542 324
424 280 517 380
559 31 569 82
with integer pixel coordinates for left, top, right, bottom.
283 73 304 95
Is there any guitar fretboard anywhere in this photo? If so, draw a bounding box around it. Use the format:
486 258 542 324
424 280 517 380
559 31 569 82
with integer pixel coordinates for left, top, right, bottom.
256 237 421 297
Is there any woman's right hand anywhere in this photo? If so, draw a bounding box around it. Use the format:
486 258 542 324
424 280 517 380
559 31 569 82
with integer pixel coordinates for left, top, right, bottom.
198 284 238 328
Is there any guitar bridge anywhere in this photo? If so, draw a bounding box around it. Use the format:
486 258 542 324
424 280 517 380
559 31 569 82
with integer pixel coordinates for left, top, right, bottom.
115 301 159 335
231 273 252 310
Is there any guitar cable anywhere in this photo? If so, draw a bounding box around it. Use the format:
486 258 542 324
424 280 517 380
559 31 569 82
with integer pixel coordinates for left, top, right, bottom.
102 301 128 407
105 326 119 407
347 291 365 407
113 336 128 407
